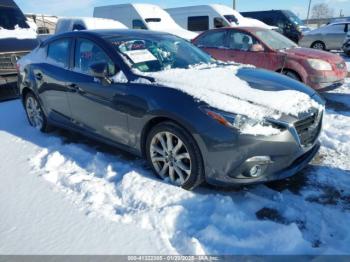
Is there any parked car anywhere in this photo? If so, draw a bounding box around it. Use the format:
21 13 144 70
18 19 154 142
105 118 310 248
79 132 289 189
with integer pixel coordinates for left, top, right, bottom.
241 10 311 43
166 4 275 32
55 17 127 34
0 0 38 100
93 4 197 40
299 22 349 50
193 27 347 91
18 29 324 189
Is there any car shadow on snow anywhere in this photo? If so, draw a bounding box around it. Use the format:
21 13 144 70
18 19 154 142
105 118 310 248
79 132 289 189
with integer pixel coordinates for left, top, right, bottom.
322 93 350 116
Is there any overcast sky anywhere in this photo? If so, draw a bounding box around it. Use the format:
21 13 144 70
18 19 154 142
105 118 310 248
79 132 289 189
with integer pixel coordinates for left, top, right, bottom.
16 0 350 19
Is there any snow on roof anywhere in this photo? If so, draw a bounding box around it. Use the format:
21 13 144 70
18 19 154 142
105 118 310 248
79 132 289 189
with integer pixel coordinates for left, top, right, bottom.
55 17 127 34
0 25 37 39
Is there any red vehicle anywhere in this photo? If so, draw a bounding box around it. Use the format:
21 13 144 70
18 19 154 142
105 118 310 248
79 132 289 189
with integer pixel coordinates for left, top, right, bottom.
192 27 348 91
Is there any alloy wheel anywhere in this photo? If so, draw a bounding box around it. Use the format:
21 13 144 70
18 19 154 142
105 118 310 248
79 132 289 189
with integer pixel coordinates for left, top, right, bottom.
312 42 325 50
150 131 192 186
25 96 44 130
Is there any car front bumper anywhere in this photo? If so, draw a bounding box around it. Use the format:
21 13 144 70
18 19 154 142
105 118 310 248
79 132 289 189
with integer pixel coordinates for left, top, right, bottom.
306 69 347 91
195 120 321 187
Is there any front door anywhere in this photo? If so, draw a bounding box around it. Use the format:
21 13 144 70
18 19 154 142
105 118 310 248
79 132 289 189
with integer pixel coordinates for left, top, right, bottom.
38 38 73 123
194 29 229 61
65 38 129 145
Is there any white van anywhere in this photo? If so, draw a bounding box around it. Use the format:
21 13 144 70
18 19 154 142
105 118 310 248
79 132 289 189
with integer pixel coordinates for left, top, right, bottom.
166 4 275 32
55 17 127 34
93 3 198 40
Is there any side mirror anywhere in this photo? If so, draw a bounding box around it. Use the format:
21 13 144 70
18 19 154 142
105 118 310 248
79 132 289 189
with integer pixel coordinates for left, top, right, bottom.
250 44 265 52
89 62 108 79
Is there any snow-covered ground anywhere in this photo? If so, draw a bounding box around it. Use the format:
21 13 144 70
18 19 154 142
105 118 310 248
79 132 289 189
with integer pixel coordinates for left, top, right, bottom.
1 80 350 255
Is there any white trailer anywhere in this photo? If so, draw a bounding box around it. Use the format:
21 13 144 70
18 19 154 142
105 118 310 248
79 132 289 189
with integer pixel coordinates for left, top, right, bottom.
93 3 198 40
166 4 275 33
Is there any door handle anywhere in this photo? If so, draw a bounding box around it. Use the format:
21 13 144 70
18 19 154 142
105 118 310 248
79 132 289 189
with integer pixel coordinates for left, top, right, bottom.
67 83 85 94
35 73 43 81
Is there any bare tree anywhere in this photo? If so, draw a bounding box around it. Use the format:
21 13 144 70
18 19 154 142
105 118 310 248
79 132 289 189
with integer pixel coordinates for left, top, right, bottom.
311 3 334 27
311 3 334 19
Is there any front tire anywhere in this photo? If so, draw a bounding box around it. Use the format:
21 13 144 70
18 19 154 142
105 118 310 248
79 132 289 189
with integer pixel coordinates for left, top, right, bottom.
311 41 326 50
24 92 50 132
146 121 203 190
282 70 301 82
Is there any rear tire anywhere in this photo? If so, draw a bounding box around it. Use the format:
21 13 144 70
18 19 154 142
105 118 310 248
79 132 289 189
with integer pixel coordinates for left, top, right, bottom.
24 92 50 133
146 121 204 190
311 41 326 50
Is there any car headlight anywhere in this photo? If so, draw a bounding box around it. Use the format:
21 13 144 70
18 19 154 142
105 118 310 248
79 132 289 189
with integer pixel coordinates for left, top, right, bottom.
307 59 332 71
201 107 278 131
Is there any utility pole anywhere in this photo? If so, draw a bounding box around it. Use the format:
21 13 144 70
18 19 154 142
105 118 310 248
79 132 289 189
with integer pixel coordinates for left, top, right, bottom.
306 0 312 25
233 0 236 10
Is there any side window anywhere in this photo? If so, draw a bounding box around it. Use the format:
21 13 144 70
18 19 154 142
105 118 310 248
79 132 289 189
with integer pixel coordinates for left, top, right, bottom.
133 19 147 30
74 39 116 76
214 17 227 28
227 31 258 51
328 24 346 33
72 24 86 31
188 16 209 31
196 30 227 48
47 38 70 68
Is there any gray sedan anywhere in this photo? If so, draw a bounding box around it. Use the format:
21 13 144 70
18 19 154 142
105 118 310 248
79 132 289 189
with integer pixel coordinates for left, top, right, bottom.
300 22 349 50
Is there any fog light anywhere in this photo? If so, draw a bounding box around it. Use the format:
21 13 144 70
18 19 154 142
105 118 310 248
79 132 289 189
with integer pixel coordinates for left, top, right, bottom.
249 165 262 177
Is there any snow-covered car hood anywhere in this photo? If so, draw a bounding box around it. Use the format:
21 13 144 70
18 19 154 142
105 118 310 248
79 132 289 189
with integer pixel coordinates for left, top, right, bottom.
140 65 322 121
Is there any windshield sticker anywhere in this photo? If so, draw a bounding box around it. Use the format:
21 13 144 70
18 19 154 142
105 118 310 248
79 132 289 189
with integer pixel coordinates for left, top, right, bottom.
123 49 157 64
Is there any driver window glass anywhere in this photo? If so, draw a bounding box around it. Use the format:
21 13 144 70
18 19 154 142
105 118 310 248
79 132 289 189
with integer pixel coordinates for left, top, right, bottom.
328 24 346 33
214 17 226 28
196 31 226 48
74 39 116 76
72 24 86 31
133 19 147 30
227 31 257 51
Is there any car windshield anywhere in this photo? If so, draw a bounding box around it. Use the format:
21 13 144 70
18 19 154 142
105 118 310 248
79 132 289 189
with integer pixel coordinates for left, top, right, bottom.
255 29 297 50
0 6 29 30
283 10 304 26
108 35 214 73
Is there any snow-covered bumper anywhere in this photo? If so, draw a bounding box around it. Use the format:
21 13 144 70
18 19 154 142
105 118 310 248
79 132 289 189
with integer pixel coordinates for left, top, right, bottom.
196 113 322 186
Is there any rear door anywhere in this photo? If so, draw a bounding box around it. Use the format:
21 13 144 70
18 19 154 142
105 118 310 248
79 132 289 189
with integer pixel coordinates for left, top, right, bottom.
64 37 129 145
324 23 347 50
37 38 73 123
194 30 228 61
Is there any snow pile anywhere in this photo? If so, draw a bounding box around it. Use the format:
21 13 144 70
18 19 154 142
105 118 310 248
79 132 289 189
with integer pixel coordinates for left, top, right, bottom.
144 66 321 120
0 25 37 39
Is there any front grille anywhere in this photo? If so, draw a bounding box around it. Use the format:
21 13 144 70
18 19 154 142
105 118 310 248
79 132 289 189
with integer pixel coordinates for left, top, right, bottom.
0 51 28 73
294 111 322 147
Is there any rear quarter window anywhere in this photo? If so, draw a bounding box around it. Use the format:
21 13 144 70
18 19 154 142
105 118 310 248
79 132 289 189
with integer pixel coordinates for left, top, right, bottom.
188 16 209 31
47 39 71 68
